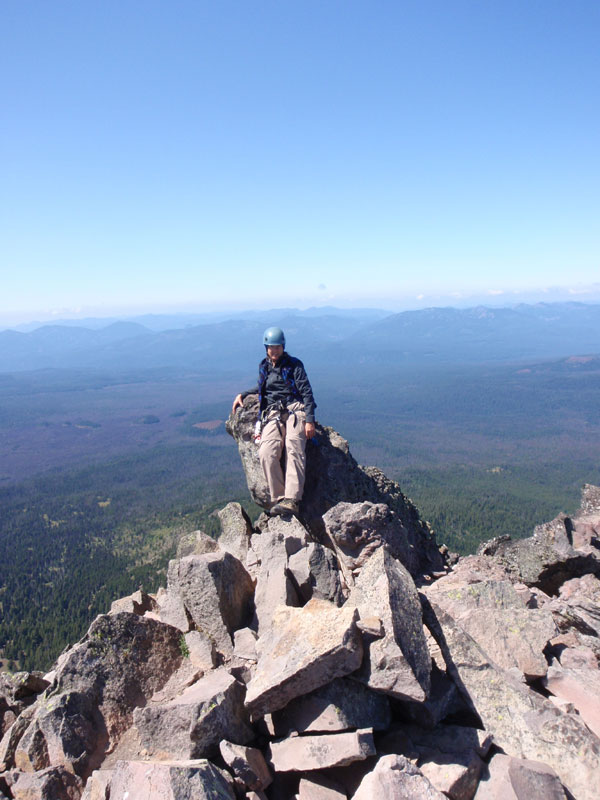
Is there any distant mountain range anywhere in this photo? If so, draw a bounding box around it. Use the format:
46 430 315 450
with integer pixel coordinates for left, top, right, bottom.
0 302 598 373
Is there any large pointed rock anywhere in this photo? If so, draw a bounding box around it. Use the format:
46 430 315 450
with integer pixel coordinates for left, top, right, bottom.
348 547 431 701
245 598 363 717
161 551 254 655
423 599 600 800
13 613 183 776
5 766 83 800
323 501 416 585
134 668 253 760
542 659 600 738
226 399 445 577
217 502 254 564
288 541 346 606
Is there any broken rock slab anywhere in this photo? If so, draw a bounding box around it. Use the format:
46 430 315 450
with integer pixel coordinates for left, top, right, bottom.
268 728 375 771
542 659 600 738
473 753 567 800
5 766 83 800
424 599 600 800
91 758 236 800
161 551 255 655
424 568 556 680
176 529 219 559
219 740 272 792
288 541 346 606
351 754 447 799
270 676 390 736
245 598 363 717
134 667 253 760
348 546 431 702
296 774 347 799
217 502 254 565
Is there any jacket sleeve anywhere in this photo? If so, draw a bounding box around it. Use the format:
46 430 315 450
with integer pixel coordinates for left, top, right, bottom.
294 360 316 422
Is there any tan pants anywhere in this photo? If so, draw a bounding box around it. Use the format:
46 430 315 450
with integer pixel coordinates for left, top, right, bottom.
259 401 306 503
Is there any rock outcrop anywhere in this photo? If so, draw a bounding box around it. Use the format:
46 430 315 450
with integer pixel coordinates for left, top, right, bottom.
1 421 599 799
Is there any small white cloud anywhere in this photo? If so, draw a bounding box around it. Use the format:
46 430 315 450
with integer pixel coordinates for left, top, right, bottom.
416 293 425 300
318 283 326 291
487 289 504 296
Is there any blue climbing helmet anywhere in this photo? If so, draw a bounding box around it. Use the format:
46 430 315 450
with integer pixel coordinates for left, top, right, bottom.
263 326 285 348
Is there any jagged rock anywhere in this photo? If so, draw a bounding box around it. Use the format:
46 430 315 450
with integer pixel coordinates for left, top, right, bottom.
270 676 390 736
323 501 416 584
161 552 255 655
217 502 254 564
288 541 346 606
419 750 484 800
424 566 557 680
234 628 258 662
184 630 217 670
478 506 600 594
297 774 347 799
219 740 272 791
423 599 600 800
0 704 36 772
473 753 567 800
134 667 252 760
542 658 600 737
268 728 375 771
109 589 157 616
79 768 111 799
553 573 600 636
88 759 236 799
226 400 445 577
351 754 447 799
176 529 219 558
12 613 183 776
245 598 363 716
5 765 83 799
348 547 431 701
0 673 48 739
251 517 306 632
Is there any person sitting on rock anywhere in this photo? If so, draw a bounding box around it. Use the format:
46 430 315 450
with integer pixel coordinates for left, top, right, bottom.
232 326 316 516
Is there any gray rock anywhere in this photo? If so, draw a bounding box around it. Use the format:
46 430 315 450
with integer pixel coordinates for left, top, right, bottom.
351 754 447 799
0 704 37 772
102 758 236 799
245 598 363 717
348 547 431 701
268 728 375 771
176 529 219 558
5 766 83 799
234 628 259 662
166 552 255 656
418 750 485 800
270 676 390 735
479 512 600 595
217 502 254 564
424 599 600 800
184 630 217 671
297 775 347 799
323 501 416 585
109 589 157 617
13 613 183 775
226 401 445 578
134 668 253 759
219 740 272 791
288 542 346 606
473 753 567 800
252 519 305 633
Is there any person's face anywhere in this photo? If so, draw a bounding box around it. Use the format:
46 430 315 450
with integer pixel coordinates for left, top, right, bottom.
267 344 284 364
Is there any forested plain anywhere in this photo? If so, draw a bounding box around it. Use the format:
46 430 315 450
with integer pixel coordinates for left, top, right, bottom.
1 351 600 671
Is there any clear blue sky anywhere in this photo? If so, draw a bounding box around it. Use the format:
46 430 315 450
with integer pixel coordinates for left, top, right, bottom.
2 0 599 324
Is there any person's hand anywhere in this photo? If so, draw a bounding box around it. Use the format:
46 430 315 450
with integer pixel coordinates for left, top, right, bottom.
232 394 244 413
305 421 316 439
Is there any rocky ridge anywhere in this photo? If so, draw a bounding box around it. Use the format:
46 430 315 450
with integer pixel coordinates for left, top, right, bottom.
0 406 598 799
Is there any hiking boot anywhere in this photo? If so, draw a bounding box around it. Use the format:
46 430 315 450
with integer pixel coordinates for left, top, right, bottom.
271 498 299 516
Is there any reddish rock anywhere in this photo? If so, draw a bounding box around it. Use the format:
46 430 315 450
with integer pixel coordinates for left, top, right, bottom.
6 766 83 800
473 753 567 800
268 728 375 771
